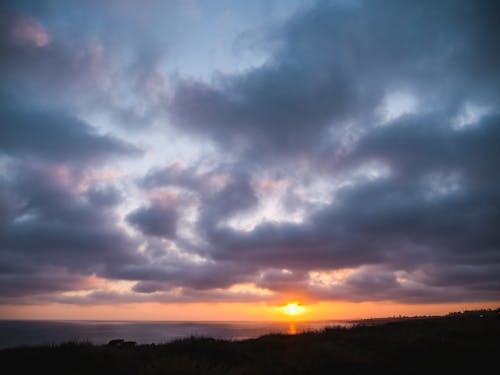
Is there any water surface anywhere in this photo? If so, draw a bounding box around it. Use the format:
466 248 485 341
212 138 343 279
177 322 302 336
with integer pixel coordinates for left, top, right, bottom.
0 320 353 349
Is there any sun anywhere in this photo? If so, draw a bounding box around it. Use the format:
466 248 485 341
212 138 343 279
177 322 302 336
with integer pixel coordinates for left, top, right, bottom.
281 301 305 316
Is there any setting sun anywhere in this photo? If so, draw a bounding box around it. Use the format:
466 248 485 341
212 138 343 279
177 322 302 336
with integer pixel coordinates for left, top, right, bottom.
281 302 305 316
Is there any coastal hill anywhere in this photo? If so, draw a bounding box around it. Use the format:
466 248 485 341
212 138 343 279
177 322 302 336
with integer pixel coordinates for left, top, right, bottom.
1 309 498 374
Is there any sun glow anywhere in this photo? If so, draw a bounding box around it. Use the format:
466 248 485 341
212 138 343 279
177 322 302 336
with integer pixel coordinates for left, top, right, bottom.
281 301 305 316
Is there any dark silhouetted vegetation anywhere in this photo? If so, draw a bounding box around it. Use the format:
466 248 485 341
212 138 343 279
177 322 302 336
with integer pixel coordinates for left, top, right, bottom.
1 309 498 374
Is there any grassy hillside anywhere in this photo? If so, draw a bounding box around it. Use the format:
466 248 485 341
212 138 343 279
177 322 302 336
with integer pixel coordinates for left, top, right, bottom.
1 310 498 374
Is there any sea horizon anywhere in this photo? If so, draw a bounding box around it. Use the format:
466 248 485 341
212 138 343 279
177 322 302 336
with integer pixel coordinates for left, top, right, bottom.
0 319 354 349
0 318 355 323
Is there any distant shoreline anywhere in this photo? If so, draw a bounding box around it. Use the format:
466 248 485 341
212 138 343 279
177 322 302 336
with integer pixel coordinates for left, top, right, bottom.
0 310 487 324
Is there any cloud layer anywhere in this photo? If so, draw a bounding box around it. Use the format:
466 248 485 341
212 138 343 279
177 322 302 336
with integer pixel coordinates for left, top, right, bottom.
1 0 500 307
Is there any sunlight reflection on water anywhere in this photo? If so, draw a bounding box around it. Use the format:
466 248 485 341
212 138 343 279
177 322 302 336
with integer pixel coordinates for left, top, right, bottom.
288 322 297 335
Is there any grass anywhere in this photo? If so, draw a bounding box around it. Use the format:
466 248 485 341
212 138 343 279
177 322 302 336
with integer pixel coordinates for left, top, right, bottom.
1 310 498 374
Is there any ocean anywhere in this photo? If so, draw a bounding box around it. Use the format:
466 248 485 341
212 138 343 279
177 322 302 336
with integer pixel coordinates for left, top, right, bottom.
0 320 353 349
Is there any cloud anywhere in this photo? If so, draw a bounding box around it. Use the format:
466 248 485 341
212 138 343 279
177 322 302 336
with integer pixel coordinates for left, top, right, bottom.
86 185 123 207
0 270 89 298
0 106 140 163
0 161 140 299
8 13 49 47
1 0 500 306
194 113 500 302
167 1 500 161
0 12 111 109
127 204 178 239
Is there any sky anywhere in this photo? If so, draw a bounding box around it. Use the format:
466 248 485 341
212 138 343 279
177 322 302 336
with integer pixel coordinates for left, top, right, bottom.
0 0 499 321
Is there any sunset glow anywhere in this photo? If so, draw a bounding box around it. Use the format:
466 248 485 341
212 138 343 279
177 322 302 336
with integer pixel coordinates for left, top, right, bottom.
281 302 305 317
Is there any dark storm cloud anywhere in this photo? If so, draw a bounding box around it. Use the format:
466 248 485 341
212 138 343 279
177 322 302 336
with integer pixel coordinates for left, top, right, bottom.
256 269 309 294
344 113 500 179
198 112 500 301
141 164 258 234
168 66 362 156
141 163 212 192
168 0 500 159
105 260 256 294
305 264 500 304
86 185 123 208
104 234 258 292
198 172 258 231
0 161 141 298
127 259 255 293
0 106 139 162
127 204 178 239
0 271 89 298
49 285 275 305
